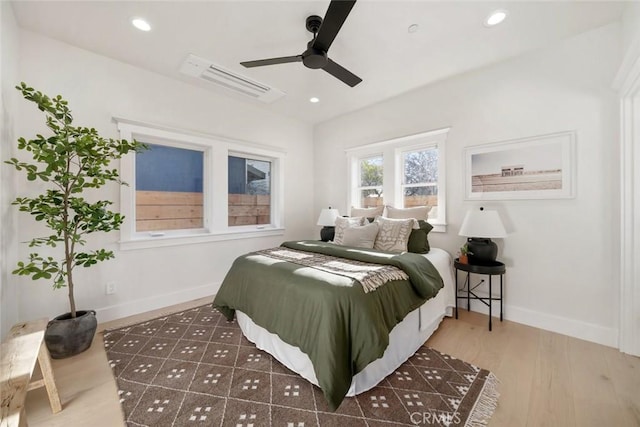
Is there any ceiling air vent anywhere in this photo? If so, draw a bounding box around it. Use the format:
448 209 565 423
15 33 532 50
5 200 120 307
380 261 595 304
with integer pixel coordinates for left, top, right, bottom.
180 54 285 103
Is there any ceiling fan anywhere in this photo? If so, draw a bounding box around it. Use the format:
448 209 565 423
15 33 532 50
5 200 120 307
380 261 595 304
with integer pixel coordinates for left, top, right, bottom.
240 0 362 87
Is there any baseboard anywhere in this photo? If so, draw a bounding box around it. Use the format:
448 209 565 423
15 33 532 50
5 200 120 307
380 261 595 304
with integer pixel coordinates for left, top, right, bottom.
463 299 618 348
96 282 221 324
505 304 618 348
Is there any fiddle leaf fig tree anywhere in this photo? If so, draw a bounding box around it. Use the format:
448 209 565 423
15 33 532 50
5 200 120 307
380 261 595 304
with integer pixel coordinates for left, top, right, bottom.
6 82 145 318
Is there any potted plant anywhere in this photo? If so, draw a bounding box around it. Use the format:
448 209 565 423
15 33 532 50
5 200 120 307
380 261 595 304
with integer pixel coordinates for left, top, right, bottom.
6 82 145 358
458 243 473 264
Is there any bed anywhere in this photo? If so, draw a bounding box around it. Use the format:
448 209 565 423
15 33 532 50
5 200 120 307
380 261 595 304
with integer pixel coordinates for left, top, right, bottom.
213 240 455 410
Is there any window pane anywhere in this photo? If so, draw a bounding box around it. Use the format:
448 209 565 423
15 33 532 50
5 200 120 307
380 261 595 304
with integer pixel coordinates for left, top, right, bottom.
360 156 383 187
360 189 383 208
228 155 271 226
403 149 437 184
135 144 204 231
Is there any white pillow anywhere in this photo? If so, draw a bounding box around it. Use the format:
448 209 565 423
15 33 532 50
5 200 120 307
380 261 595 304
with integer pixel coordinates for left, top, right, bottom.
341 222 379 249
385 205 431 221
333 216 366 245
373 216 414 252
350 206 384 218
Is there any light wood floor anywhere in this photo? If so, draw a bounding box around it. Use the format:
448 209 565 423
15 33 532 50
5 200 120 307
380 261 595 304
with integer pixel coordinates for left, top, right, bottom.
25 297 640 426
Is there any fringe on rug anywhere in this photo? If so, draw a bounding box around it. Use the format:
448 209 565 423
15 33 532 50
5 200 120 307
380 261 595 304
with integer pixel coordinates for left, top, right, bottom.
465 372 500 427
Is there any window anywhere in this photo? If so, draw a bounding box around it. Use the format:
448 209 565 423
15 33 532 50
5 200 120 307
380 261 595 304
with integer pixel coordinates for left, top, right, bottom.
401 147 437 209
357 155 384 208
347 128 449 231
116 119 285 249
135 144 204 232
228 155 271 226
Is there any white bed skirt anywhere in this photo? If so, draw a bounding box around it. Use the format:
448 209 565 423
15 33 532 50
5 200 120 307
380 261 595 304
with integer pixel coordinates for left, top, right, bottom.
236 247 456 396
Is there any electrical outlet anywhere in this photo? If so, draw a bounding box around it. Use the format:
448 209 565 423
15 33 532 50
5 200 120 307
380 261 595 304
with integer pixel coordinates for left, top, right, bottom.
106 281 116 295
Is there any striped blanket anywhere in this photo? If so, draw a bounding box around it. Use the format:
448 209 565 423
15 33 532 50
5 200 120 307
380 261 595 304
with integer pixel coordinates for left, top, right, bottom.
255 247 409 293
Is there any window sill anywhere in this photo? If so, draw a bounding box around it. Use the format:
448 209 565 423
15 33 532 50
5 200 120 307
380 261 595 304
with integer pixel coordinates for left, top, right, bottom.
430 223 447 233
119 227 285 251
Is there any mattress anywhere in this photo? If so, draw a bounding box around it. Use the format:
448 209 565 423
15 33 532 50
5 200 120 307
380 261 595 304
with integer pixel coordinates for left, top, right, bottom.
236 247 455 396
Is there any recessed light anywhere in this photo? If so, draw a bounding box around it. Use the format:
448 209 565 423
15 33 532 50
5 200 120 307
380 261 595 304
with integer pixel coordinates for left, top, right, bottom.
309 97 320 103
132 18 151 32
484 10 508 27
408 24 419 34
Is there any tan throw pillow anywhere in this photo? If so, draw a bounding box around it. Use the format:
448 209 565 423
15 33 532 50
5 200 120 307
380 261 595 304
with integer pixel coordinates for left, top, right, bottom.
385 205 432 221
373 217 414 252
341 222 379 249
333 216 366 244
350 206 384 218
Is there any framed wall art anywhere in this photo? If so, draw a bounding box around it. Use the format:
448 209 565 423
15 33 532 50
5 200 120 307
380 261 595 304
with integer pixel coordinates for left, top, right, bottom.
464 131 576 200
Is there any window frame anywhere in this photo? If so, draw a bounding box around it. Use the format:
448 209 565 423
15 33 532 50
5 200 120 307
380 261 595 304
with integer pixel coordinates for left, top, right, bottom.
356 154 384 208
134 139 209 236
347 128 449 232
227 150 274 228
116 118 285 250
398 144 439 208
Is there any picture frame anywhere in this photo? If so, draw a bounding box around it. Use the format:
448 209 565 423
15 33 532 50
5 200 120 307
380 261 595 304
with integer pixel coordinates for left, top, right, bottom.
464 131 576 200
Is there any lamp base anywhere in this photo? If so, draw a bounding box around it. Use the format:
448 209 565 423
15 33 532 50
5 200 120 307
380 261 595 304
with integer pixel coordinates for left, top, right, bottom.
320 226 335 242
466 237 498 263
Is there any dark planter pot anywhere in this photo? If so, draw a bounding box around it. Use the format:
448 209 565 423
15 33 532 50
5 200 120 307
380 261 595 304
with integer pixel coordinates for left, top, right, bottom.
44 310 97 359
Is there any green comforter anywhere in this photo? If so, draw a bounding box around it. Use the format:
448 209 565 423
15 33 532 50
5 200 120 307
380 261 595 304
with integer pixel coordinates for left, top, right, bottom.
212 240 444 410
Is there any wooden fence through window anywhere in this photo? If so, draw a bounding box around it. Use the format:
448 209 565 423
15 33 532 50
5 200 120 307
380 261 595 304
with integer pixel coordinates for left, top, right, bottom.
361 195 437 209
228 194 270 226
136 191 203 232
135 191 270 231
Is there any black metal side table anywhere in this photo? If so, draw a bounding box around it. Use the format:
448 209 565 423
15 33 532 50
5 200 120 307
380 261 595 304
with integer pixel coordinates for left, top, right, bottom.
454 259 506 331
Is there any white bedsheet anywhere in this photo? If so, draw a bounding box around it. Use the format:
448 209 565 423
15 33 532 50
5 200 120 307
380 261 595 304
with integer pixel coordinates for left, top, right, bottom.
236 247 455 396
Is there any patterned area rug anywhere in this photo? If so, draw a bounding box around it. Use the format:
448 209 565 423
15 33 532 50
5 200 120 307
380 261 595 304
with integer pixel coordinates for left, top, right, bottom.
104 304 499 426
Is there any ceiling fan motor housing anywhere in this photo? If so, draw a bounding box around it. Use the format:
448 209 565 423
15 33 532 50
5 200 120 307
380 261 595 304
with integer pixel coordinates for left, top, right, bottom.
303 41 328 69
302 15 327 69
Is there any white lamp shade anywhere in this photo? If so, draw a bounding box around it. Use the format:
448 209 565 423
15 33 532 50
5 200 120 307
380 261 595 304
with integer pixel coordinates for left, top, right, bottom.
317 208 340 226
459 209 507 238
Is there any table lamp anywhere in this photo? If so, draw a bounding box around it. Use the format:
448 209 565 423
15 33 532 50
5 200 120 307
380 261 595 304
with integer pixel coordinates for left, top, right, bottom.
459 207 507 263
317 207 340 242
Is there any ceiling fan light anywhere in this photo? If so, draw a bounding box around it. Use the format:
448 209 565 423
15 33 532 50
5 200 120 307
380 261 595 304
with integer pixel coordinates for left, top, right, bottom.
310 97 320 103
132 18 151 32
485 10 508 27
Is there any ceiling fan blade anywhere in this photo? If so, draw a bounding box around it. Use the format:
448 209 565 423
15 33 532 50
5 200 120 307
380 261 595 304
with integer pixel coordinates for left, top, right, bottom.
241 55 302 68
322 58 362 87
312 0 356 52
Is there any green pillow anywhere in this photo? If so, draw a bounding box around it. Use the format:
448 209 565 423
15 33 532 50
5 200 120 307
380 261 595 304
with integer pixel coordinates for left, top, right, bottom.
407 220 434 254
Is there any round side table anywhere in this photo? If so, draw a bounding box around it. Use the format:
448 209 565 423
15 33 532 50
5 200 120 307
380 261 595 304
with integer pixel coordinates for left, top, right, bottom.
454 259 506 331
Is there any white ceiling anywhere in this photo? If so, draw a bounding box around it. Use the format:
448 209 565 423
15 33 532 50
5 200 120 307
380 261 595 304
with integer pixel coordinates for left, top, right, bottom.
11 0 625 125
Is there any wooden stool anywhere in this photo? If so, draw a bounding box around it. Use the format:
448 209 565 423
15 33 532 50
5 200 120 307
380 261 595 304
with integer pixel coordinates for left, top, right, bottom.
1 318 62 427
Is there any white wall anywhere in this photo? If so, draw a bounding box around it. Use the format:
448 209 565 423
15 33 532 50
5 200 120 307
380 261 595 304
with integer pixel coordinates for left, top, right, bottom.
10 30 315 324
621 1 640 54
0 2 19 339
314 23 622 347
